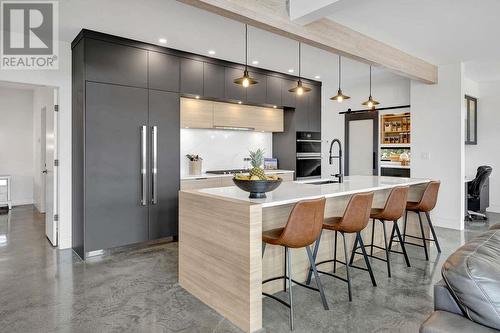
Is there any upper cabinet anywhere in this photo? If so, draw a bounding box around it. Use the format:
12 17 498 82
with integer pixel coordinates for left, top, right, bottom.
180 58 203 96
85 38 148 88
309 85 321 132
203 62 225 99
292 83 321 132
266 75 282 106
282 79 297 108
225 67 246 102
148 51 180 92
180 98 213 129
246 72 267 105
181 98 283 132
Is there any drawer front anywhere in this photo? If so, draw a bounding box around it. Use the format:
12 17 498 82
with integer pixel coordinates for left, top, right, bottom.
181 178 221 190
219 177 235 187
275 173 294 181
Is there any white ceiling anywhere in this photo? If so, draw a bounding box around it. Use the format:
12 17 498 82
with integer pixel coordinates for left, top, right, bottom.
325 0 500 82
58 0 395 84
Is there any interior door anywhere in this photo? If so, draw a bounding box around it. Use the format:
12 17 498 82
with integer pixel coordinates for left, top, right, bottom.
85 82 149 252
148 90 180 239
45 100 57 246
345 112 379 176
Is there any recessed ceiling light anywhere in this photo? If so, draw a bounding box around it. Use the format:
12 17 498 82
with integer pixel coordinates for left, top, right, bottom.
208 50 216 55
252 60 259 65
158 38 167 44
288 69 294 73
314 75 321 79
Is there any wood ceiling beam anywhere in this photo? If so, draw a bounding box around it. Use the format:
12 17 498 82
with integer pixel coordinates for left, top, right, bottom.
178 0 438 84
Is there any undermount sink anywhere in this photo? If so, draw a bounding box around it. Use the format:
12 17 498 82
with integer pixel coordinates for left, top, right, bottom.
306 180 340 185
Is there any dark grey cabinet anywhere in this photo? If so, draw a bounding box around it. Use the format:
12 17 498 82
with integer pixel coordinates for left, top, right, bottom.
180 58 203 95
148 90 180 239
309 85 321 132
148 51 180 92
85 38 148 88
85 82 149 252
225 67 246 102
295 93 310 132
282 79 297 108
266 75 282 106
246 72 267 105
203 62 225 99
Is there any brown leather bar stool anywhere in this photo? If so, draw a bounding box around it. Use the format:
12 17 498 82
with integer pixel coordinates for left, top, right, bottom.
261 197 329 331
349 186 411 278
306 192 376 302
389 181 441 261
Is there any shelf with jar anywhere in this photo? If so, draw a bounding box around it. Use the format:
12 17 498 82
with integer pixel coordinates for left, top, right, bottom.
381 112 411 145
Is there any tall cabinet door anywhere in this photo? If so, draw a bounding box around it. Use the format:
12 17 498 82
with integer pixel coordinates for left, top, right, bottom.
85 82 149 252
148 90 180 239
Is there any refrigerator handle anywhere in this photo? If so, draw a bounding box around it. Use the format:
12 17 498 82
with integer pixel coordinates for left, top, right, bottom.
151 126 158 205
140 126 147 206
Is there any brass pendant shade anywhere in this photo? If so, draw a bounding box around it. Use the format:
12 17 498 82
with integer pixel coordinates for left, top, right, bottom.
330 56 350 102
362 66 380 109
234 24 258 87
289 42 311 95
288 80 311 95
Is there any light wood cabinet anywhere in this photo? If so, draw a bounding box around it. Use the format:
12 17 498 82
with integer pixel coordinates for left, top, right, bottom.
180 98 213 129
213 102 283 132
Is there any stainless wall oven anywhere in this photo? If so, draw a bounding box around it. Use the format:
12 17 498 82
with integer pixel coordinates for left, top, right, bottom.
296 132 321 179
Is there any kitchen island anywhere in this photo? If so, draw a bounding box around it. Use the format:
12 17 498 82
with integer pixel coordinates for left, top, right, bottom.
179 176 431 333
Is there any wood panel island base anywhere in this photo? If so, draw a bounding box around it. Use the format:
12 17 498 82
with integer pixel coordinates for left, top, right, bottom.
179 176 431 332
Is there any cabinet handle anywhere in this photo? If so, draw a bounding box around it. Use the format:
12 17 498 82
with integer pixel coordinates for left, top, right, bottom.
140 126 147 206
151 126 158 205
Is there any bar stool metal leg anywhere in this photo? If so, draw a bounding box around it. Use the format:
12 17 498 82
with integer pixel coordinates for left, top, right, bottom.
333 231 338 273
370 219 375 256
403 210 408 242
306 231 322 285
305 246 329 310
380 219 391 278
348 234 359 266
284 247 288 292
341 232 353 302
418 212 429 260
286 247 294 330
393 220 411 267
425 211 442 253
357 233 377 287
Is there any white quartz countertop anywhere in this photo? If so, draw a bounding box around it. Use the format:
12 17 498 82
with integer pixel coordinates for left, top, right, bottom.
181 169 294 180
380 162 411 169
193 175 429 208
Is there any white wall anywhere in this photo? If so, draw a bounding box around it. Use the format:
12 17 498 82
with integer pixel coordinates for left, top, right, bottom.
465 80 500 212
180 129 272 174
411 63 465 230
0 41 72 248
0 87 34 206
32 87 56 212
321 71 411 178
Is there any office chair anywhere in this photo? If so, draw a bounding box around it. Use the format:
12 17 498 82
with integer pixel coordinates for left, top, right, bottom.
466 165 492 221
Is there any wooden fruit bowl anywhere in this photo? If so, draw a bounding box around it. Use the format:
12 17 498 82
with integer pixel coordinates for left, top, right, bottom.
232 178 282 198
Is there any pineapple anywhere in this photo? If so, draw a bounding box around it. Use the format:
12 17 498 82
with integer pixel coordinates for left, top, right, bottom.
249 149 266 180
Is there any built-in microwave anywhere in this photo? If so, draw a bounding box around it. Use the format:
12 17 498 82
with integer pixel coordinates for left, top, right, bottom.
296 132 321 179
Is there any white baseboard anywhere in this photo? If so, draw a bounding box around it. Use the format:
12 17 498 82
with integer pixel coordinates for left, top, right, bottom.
432 215 463 230
487 205 500 214
12 199 34 207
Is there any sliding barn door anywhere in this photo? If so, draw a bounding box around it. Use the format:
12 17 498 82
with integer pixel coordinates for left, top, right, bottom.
345 112 379 176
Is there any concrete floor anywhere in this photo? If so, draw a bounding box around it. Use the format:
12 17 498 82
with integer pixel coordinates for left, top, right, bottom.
0 205 494 333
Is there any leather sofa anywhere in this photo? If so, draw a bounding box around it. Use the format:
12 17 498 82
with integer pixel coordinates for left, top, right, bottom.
420 228 500 333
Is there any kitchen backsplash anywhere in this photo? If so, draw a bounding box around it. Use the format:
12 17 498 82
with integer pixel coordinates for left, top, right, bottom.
180 129 273 175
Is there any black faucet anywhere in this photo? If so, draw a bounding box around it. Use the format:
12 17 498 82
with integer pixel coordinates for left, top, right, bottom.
329 139 343 183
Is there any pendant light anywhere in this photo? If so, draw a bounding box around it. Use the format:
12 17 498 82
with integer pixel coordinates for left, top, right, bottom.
289 42 311 95
362 65 380 109
330 55 350 102
234 24 258 87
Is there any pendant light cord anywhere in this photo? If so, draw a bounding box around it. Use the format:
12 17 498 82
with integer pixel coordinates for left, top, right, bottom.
369 65 372 95
298 42 301 79
338 56 342 90
245 24 248 70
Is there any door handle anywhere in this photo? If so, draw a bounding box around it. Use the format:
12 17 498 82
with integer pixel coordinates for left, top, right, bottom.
140 126 147 206
373 151 377 170
151 126 158 205
42 169 48 174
